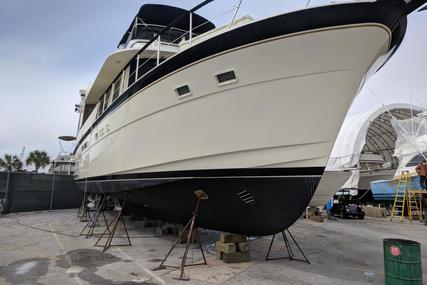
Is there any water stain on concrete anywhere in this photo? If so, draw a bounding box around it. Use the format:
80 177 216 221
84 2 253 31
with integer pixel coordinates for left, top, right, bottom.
57 248 157 285
56 248 121 269
0 258 49 285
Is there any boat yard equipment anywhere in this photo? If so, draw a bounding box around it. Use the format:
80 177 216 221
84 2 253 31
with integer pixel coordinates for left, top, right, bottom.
390 171 422 222
94 196 131 252
79 194 111 238
153 190 208 281
265 229 310 264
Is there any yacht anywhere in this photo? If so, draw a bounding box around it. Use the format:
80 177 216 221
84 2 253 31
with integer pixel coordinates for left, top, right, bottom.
49 154 75 175
49 136 77 175
74 0 426 235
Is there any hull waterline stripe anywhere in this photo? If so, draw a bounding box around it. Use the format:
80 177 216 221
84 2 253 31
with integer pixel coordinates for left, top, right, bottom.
76 175 323 183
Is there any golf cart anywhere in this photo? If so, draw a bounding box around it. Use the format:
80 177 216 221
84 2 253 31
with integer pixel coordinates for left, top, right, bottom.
331 189 365 219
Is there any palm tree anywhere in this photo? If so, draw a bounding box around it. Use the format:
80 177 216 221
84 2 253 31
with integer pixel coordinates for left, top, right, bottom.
26 150 50 172
0 154 23 172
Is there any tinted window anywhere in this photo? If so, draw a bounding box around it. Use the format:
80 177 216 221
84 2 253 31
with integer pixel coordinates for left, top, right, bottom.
113 76 122 101
137 58 157 79
97 95 105 117
176 85 191 97
128 58 137 86
216 71 236 83
104 87 111 111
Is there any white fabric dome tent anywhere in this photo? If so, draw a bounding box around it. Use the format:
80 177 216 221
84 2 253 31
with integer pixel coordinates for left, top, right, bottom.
327 103 425 189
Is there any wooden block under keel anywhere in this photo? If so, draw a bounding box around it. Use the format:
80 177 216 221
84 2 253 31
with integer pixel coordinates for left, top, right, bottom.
216 241 236 254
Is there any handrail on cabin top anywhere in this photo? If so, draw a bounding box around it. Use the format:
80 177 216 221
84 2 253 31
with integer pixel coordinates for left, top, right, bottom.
123 0 215 83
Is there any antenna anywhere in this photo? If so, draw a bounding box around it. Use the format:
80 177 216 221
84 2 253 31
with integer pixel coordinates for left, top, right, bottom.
228 0 243 29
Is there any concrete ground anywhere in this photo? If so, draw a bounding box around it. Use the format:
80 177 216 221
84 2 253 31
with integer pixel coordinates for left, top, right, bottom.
0 209 426 285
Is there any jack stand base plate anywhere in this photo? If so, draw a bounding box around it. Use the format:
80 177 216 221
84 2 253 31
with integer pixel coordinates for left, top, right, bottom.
173 275 190 281
151 265 167 271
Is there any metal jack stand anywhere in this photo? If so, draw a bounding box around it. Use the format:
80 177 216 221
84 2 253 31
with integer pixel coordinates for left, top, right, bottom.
153 190 209 281
265 229 310 264
78 179 89 221
78 194 90 222
80 195 110 238
94 197 131 252
78 200 89 222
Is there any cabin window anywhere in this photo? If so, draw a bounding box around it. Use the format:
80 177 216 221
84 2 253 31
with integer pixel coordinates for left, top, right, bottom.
113 76 122 101
97 95 105 117
175 85 191 97
81 104 95 126
137 58 157 79
81 141 89 151
128 58 137 86
215 70 237 85
125 57 163 89
134 24 186 43
104 87 112 111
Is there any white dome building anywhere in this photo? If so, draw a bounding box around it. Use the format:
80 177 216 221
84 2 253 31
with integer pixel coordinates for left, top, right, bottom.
310 103 425 206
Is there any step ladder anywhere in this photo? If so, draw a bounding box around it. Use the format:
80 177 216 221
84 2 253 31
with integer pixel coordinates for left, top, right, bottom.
408 191 422 221
390 171 422 222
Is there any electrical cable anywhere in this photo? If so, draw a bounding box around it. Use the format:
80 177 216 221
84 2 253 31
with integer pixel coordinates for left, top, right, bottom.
12 217 176 239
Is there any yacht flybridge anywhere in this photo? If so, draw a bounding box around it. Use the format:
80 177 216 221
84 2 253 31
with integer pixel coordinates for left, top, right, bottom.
74 0 426 236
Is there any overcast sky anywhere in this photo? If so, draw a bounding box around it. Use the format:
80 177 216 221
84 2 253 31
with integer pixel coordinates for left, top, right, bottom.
0 0 426 163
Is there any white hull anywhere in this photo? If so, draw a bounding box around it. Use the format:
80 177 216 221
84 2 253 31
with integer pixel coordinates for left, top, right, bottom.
76 24 391 179
310 170 352 206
